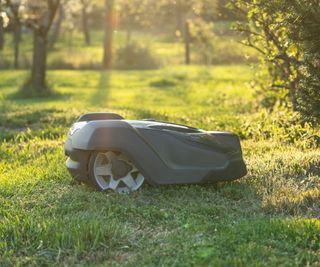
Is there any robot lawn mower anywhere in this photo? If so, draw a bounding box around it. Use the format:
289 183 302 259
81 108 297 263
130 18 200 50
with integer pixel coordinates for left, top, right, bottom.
65 113 247 193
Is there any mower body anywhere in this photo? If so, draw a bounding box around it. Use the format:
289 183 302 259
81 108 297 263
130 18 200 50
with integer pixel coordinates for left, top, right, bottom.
65 113 247 186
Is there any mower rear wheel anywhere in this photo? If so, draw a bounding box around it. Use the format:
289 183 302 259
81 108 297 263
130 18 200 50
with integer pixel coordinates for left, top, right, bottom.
88 151 145 193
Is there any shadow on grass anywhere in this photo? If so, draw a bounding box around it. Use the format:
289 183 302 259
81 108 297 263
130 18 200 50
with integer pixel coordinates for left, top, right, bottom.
4 176 319 267
6 90 71 104
91 71 111 107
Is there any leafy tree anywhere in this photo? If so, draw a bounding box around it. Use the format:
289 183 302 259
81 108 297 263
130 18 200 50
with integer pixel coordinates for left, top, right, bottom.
48 0 102 49
80 0 91 45
156 0 195 37
189 18 215 64
192 0 218 22
22 0 60 95
5 0 23 69
217 0 242 21
171 0 193 37
60 0 81 50
49 3 64 48
117 0 150 45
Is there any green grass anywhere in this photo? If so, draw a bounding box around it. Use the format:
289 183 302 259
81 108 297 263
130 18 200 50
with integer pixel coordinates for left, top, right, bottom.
0 65 319 266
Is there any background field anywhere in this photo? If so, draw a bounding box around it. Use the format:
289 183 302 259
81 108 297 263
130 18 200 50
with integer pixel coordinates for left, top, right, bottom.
0 28 259 70
1 59 319 265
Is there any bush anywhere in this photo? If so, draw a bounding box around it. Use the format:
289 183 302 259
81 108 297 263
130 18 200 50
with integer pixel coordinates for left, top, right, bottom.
239 107 320 149
114 43 160 70
288 2 320 121
230 0 320 122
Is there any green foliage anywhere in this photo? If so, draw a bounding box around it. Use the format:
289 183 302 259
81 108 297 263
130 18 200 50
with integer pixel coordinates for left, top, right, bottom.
117 0 151 35
114 42 160 70
240 107 320 149
230 0 320 121
230 0 300 106
189 18 215 65
286 1 320 121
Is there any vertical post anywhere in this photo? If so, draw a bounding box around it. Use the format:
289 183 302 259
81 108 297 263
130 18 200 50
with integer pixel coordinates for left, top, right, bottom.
185 20 190 65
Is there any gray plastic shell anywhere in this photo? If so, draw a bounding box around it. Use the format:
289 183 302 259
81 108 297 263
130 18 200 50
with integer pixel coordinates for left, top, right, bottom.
65 113 247 185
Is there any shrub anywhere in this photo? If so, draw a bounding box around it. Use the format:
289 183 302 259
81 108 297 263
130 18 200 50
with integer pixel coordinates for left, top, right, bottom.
114 43 160 70
239 107 320 149
230 0 320 122
288 2 320 121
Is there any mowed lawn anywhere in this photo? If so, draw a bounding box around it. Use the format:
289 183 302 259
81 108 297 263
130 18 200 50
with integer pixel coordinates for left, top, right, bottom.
0 65 319 266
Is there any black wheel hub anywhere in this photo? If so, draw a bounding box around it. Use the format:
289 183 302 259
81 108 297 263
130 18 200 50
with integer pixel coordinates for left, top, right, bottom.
111 158 132 179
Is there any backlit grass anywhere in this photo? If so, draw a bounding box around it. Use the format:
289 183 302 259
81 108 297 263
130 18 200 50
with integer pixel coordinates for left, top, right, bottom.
0 65 319 266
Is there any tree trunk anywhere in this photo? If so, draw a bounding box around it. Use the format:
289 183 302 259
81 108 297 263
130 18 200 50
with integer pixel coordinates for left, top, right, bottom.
126 28 132 45
23 0 60 95
13 21 21 69
102 0 114 69
49 5 64 49
31 30 47 92
185 20 190 65
67 29 73 52
82 5 91 45
0 0 4 51
289 81 298 111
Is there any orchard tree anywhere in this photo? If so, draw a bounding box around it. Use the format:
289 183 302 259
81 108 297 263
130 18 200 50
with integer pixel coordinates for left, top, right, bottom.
173 0 193 37
57 0 101 48
49 2 64 48
23 0 60 95
79 0 104 46
60 0 81 50
156 0 217 64
117 0 150 45
188 18 215 64
80 0 91 45
81 0 106 45
5 0 23 68
192 0 219 22
156 0 194 37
